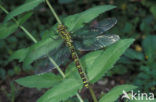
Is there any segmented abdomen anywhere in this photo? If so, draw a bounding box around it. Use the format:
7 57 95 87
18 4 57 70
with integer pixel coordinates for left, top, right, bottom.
57 24 89 88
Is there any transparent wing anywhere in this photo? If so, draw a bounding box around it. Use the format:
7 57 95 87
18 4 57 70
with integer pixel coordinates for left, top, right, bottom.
72 18 117 38
73 34 120 51
34 56 55 74
49 45 70 66
93 17 117 32
34 43 71 74
33 18 118 73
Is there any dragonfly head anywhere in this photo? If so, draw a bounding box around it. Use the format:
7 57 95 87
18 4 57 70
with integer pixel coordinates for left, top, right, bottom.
57 24 67 32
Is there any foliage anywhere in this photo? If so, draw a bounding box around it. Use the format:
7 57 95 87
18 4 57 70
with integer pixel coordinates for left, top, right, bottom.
99 85 137 102
109 35 156 94
0 0 156 102
4 0 44 22
1 1 135 101
16 73 62 89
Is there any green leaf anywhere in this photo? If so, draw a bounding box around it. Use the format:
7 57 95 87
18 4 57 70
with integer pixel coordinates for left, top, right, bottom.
108 65 128 75
64 5 116 32
4 0 44 22
47 5 116 37
65 50 103 80
17 12 33 25
0 12 32 39
8 48 29 62
23 38 63 67
124 48 144 60
65 51 104 88
99 84 137 102
9 38 63 66
16 73 62 89
150 5 156 18
142 35 156 62
40 29 57 40
65 39 134 84
0 22 18 39
88 39 135 83
37 78 82 102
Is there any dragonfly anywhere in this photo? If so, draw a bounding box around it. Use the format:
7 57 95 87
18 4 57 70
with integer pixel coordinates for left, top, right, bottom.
33 18 120 88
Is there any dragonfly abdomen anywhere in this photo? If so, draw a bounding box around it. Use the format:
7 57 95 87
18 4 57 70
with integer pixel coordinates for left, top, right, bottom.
57 24 89 88
70 46 89 88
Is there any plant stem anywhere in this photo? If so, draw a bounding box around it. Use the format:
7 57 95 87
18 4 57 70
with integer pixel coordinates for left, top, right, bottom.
0 5 38 43
0 5 8 13
45 1 98 102
19 26 38 43
76 93 84 102
45 0 62 24
48 56 65 78
0 4 83 102
88 85 98 102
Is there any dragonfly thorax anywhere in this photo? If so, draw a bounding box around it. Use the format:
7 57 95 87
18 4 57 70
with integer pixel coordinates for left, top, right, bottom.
57 24 72 42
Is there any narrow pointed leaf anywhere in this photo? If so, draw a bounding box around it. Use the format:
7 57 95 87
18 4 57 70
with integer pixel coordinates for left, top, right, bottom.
65 39 134 84
45 5 116 37
16 73 62 89
8 48 29 62
37 78 82 102
0 22 18 39
124 48 144 60
65 50 103 79
23 38 63 67
4 0 44 22
99 84 137 102
17 12 33 25
88 39 135 83
0 12 33 39
64 5 116 32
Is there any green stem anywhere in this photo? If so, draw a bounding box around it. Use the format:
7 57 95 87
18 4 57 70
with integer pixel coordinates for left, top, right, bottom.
48 56 65 78
76 93 84 102
19 26 38 43
45 0 62 24
0 4 83 102
45 1 98 102
88 85 98 102
0 5 8 13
